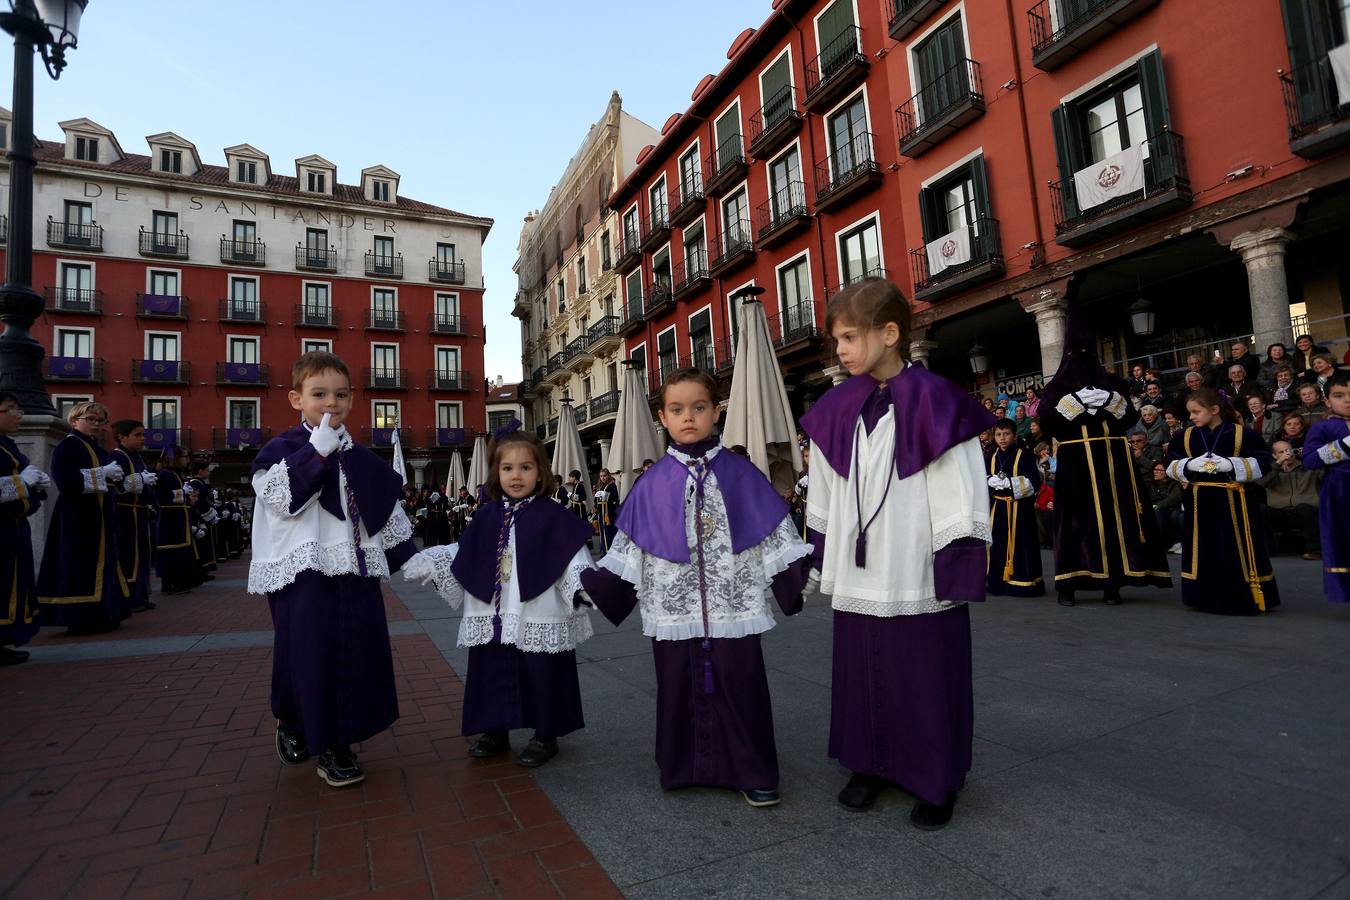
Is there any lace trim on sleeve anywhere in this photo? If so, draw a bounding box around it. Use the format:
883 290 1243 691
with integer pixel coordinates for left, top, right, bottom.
258 461 292 516
1230 457 1262 483
378 506 413 548
1055 395 1086 420
1105 392 1130 419
458 611 594 653
759 517 812 581
425 545 464 610
0 477 24 504
80 467 108 493
832 595 962 617
932 518 992 553
247 540 390 595
1317 441 1346 466
556 551 595 605
597 532 644 588
805 509 829 534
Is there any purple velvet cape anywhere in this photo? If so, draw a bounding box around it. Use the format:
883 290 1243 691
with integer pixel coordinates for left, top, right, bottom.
451 494 593 603
614 442 790 564
1303 416 1350 603
0 434 42 647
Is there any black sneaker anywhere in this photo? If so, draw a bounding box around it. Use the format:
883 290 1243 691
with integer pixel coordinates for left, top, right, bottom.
516 737 559 768
276 723 310 766
0 646 30 666
837 773 885 811
909 793 957 831
741 789 780 808
468 731 509 759
316 747 364 788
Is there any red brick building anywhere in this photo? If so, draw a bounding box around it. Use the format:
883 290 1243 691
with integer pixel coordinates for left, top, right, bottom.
0 115 492 483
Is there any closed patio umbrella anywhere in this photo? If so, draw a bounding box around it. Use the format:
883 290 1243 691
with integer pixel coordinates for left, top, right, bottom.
446 449 466 496
608 361 664 499
466 433 490 501
722 293 802 495
551 398 593 514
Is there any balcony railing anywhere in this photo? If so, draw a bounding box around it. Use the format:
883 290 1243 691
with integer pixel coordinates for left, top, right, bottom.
425 312 464 335
756 181 811 249
706 133 749 197
813 132 882 212
1028 0 1161 71
366 309 406 331
589 389 620 420
44 356 104 382
0 214 8 243
1280 59 1350 157
364 367 409 390
615 227 643 273
1048 129 1192 247
672 251 711 298
679 345 717 373
364 427 411 448
769 302 819 349
143 427 191 450
428 426 473 448
715 337 737 372
709 221 755 277
429 259 467 284
547 417 559 438
136 293 189 319
888 0 946 40
909 215 1006 301
546 352 565 376
294 303 338 328
131 359 192 384
215 362 270 386
47 219 103 251
213 427 272 451
565 335 590 365
296 245 337 272
220 238 265 266
428 369 472 391
825 266 890 300
670 172 705 227
574 403 590 425
365 252 404 279
44 286 103 315
896 58 985 157
643 279 674 319
587 315 621 348
748 85 804 159
621 296 645 334
138 228 190 259
804 25 868 112
639 202 671 252
218 298 267 323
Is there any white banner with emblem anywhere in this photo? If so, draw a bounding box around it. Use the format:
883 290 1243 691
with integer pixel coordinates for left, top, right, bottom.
1073 141 1147 211
1330 43 1350 104
925 225 972 276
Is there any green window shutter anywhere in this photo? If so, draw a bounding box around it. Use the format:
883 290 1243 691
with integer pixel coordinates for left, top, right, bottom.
761 55 791 105
1051 105 1081 220
715 105 741 159
970 155 992 221
817 0 857 70
1136 49 1171 138
918 187 940 243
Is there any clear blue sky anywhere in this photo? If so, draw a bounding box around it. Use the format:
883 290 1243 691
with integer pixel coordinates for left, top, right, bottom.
22 0 770 382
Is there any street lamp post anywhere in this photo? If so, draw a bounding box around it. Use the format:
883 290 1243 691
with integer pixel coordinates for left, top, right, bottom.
0 0 87 415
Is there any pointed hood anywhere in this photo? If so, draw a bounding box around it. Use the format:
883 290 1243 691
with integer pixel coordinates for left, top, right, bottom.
1041 297 1130 407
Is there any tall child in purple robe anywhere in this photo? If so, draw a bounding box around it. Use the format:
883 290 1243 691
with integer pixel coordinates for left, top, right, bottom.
154 446 200 594
249 352 418 789
110 420 158 612
0 391 48 665
985 418 1045 597
581 369 811 808
403 430 596 768
1297 369 1350 603
798 278 994 829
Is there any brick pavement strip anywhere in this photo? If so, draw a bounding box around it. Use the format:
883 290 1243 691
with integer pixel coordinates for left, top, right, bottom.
0 559 621 899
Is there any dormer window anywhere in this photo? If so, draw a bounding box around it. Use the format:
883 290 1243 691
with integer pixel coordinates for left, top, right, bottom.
160 149 182 173
75 136 98 162
306 170 326 193
237 160 256 184
373 180 390 202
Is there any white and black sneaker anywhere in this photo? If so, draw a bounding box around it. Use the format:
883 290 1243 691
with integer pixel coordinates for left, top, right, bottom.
316 747 365 788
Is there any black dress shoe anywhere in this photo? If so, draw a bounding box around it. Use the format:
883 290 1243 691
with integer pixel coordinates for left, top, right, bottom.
516 737 559 768
1103 588 1122 605
0 646 30 666
741 789 780 808
837 773 885 811
276 723 310 766
316 747 364 788
909 793 957 830
1056 592 1076 607
468 731 509 759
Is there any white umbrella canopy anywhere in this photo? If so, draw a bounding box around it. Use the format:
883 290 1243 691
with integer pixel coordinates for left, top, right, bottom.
466 434 490 500
446 449 466 496
608 362 664 500
551 400 593 513
722 296 802 495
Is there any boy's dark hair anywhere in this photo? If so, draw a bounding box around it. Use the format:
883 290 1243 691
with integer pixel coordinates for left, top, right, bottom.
291 351 350 391
1327 370 1350 392
111 419 143 440
993 417 1017 433
485 431 556 501
190 460 211 475
659 367 719 407
568 469 582 480
824 277 912 359
0 391 18 408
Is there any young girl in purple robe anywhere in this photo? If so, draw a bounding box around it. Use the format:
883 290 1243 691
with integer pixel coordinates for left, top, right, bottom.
1303 370 1350 603
580 369 812 808
110 420 158 612
402 430 596 768
799 278 994 829
249 352 418 789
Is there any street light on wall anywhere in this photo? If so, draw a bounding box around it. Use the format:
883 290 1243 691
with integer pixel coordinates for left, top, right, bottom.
968 341 990 377
1129 297 1156 337
0 0 89 416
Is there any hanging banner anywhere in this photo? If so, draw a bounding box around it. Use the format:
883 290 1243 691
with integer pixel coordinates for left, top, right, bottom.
1073 142 1146 211
1330 43 1350 104
925 225 972 276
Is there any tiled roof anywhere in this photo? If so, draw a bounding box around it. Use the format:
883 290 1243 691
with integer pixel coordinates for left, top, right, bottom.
488 383 521 401
30 140 493 227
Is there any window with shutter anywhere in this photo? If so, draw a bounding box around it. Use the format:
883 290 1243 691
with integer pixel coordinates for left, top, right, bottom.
817 0 858 75
914 15 966 122
760 52 793 127
715 103 742 166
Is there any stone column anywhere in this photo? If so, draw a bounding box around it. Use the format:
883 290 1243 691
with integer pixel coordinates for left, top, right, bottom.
909 340 938 368
599 437 612 471
821 364 850 385
15 414 70 567
1229 228 1295 349
410 458 428 487
1023 295 1069 380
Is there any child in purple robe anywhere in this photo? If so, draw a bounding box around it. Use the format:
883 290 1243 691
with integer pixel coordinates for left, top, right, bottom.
154 446 200 594
985 418 1044 597
1300 369 1350 603
403 431 596 767
249 352 418 789
110 420 158 612
581 369 811 808
0 391 48 665
798 278 994 830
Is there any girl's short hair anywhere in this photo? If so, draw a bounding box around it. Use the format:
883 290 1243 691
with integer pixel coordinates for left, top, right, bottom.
659 367 719 407
485 431 556 501
824 277 911 357
66 400 109 425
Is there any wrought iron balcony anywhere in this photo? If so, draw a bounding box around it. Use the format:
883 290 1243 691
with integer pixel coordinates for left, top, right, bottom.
428 426 473 448
44 286 103 315
648 361 681 398
218 298 267 324
535 423 547 440
825 267 889 301
545 353 562 375
0 214 8 243
139 228 190 259
215 362 271 386
44 356 104 383
620 296 645 336
1028 0 1161 71
756 181 811 250
136 293 189 319
889 0 946 40
715 337 737 372
769 302 821 351
670 173 705 227
365 252 404 279
748 86 804 159
574 403 590 425
910 215 1006 302
672 252 711 299
708 221 756 277
896 59 985 158
639 202 671 252
213 427 272 451
430 312 466 335
615 227 643 274
296 245 337 272
643 279 674 320
705 133 749 196
589 389 620 420
364 367 410 390
547 417 559 438
587 315 621 351
363 427 411 448
513 289 531 318
813 132 882 213
428 369 472 391
565 335 592 370
220 238 265 266
47 219 104 251
366 309 406 331
1280 60 1350 158
143 427 191 450
430 259 466 284
679 345 717 373
804 25 869 113
131 359 192 385
1048 129 1192 248
294 303 338 328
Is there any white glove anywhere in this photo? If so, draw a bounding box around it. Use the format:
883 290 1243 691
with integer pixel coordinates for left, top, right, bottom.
193 526 206 538
594 491 608 501
203 509 219 524
1208 456 1234 473
233 512 241 521
1340 436 1350 455
430 492 441 504
100 462 125 482
986 475 1011 490
19 465 44 487
308 412 341 457
1185 454 1232 474
1075 388 1110 409
141 471 158 488
401 551 438 585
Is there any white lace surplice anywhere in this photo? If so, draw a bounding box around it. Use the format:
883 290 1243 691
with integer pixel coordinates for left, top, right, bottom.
598 450 811 641
806 410 991 617
421 540 595 654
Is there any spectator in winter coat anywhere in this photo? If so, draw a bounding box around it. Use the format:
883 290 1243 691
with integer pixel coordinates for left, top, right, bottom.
1259 440 1322 559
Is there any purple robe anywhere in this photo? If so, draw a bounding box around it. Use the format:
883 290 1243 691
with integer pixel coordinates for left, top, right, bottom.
1303 416 1350 603
37 433 131 628
186 476 217 574
154 468 200 589
985 444 1045 597
111 448 154 608
0 435 43 647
